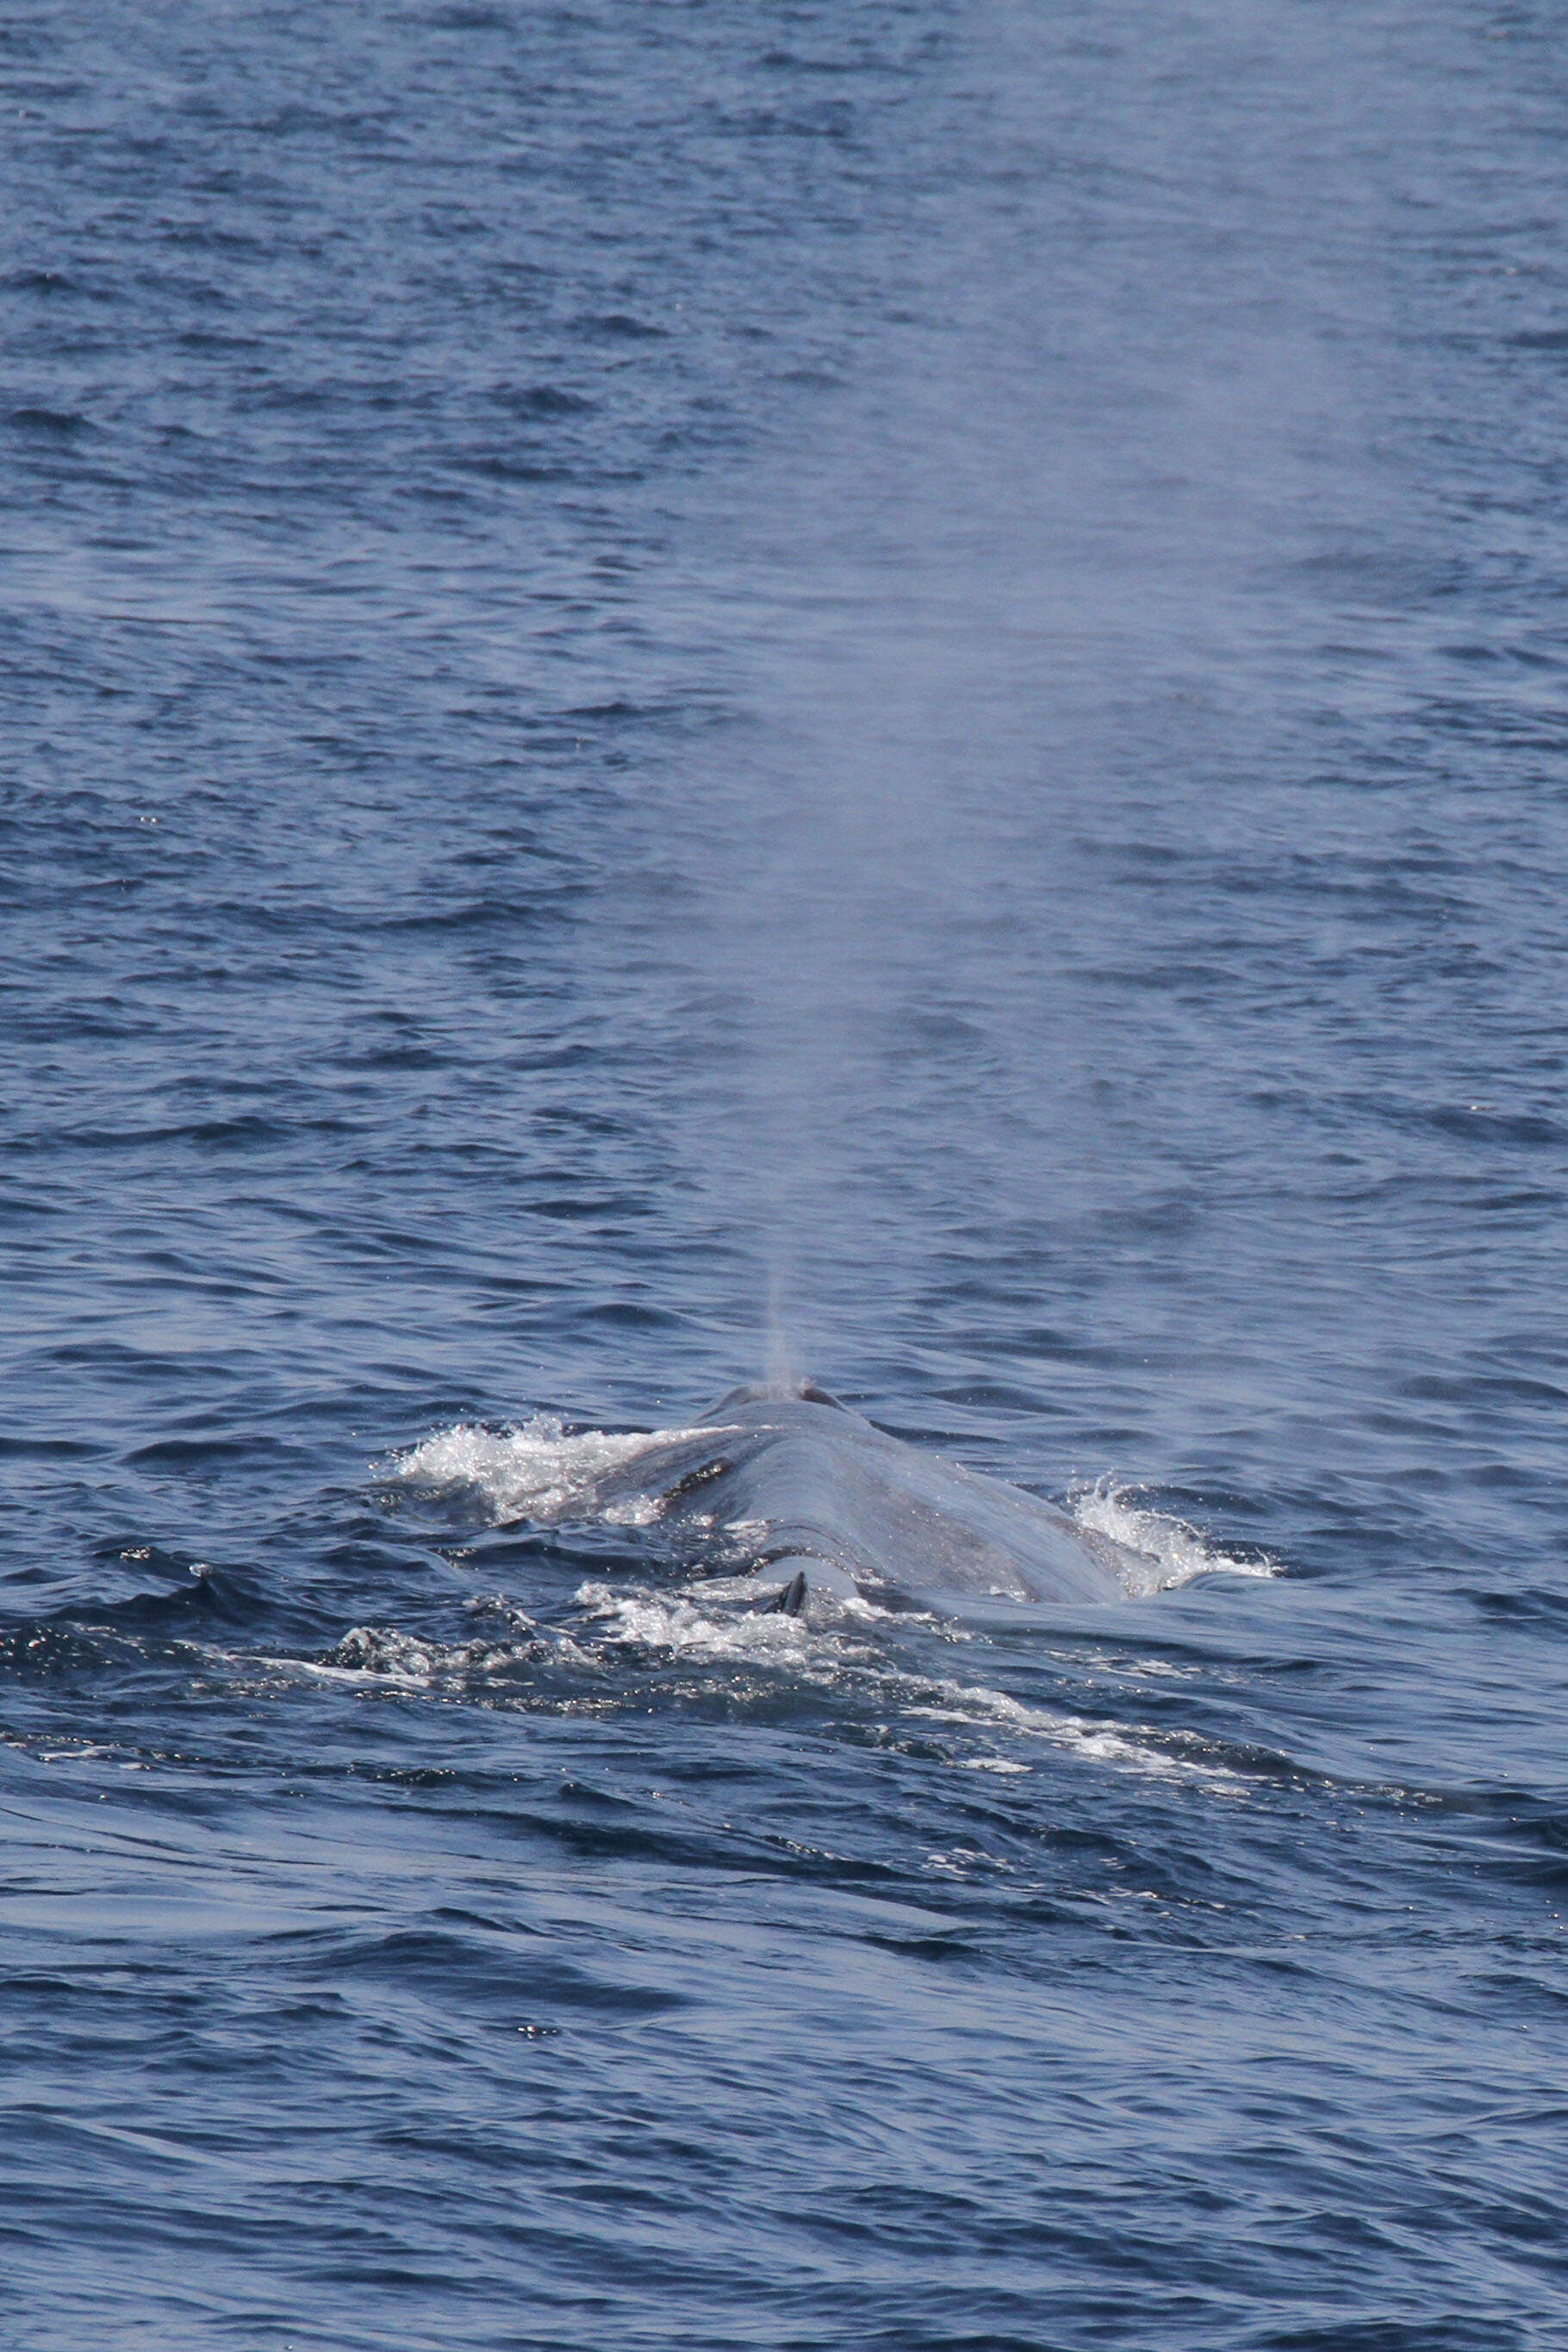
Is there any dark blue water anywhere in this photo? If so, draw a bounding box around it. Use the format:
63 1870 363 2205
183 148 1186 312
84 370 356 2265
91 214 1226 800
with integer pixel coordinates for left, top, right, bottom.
5 3 1567 2344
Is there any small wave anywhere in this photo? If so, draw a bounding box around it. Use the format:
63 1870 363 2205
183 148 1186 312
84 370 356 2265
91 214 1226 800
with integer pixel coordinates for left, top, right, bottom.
905 1672 1245 1787
1071 1478 1278 1589
575 1586 1240 1787
255 1599 599 1689
390 1416 707 1526
232 1571 1245 1792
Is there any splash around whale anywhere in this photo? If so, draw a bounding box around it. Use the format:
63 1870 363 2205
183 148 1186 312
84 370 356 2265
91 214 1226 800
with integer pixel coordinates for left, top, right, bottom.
407 1381 1174 1614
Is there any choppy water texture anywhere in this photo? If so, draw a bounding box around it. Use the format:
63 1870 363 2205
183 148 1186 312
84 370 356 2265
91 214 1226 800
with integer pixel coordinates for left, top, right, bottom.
4 3 1567 2346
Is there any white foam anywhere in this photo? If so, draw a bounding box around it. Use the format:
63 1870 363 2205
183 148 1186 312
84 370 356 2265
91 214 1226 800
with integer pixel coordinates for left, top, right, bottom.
1071 1478 1278 1588
389 1416 717 1527
573 1579 856 1664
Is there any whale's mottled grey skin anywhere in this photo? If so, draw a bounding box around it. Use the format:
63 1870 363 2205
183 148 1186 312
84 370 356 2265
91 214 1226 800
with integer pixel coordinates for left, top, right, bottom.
589 1383 1161 1610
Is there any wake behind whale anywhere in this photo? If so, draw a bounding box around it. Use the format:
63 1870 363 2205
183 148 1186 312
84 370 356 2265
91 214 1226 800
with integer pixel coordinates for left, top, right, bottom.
403 1381 1173 1613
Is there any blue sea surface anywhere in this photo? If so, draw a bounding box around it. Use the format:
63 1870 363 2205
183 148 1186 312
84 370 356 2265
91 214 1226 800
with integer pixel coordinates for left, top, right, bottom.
3 3 1567 2346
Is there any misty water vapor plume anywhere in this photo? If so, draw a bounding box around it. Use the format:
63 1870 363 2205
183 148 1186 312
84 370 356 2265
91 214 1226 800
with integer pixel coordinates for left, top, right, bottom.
665 6 1355 1396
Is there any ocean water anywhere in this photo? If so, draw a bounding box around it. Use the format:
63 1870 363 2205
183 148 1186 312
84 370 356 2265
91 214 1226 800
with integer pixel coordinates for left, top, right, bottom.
3 2 1567 2344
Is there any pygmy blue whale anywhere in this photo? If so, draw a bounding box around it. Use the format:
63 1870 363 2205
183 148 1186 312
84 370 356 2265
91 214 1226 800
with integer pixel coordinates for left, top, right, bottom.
581 1382 1163 1613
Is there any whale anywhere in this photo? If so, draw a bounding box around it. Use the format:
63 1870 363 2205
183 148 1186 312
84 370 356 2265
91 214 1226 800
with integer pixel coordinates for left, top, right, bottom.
579 1382 1163 1613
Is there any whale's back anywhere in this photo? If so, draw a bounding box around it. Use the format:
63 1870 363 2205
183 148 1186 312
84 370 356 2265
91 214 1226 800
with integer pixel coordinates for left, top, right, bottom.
582 1385 1159 1608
